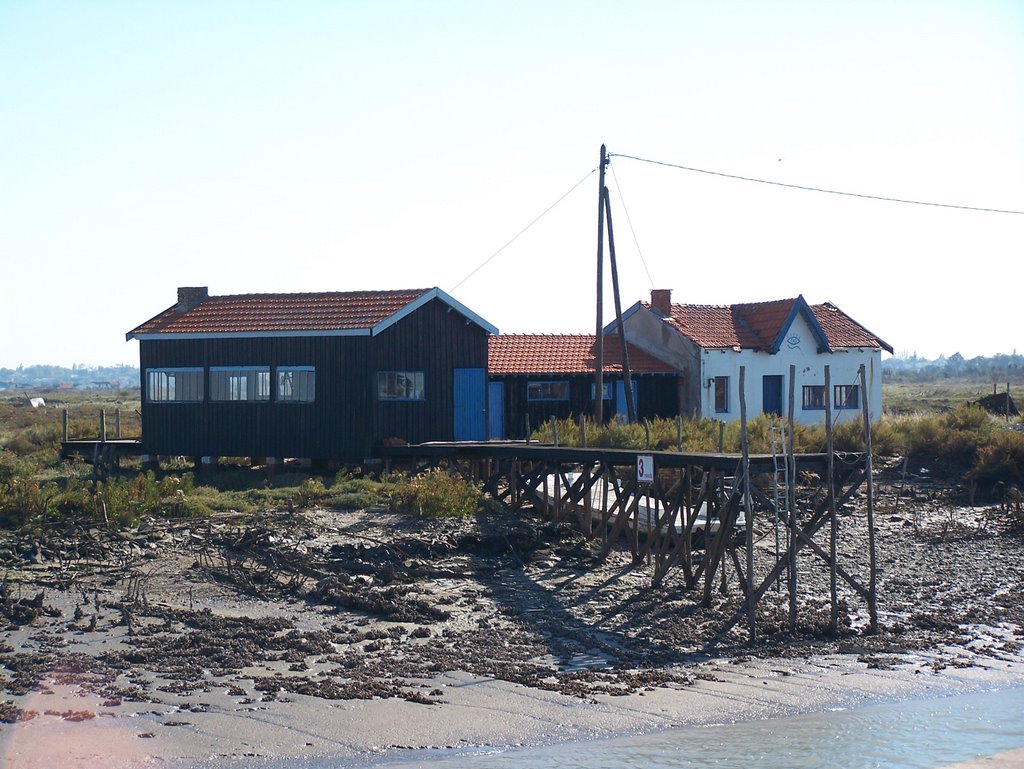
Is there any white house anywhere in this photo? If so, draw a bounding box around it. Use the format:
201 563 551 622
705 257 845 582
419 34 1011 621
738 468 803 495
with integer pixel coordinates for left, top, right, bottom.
609 290 892 425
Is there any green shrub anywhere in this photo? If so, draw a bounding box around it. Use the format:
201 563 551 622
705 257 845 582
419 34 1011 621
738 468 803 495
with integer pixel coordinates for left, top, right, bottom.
391 468 482 518
297 478 327 507
968 431 1024 490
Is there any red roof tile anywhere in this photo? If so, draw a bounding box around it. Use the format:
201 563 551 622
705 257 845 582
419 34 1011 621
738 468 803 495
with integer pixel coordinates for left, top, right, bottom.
128 289 438 337
650 297 891 353
489 334 678 375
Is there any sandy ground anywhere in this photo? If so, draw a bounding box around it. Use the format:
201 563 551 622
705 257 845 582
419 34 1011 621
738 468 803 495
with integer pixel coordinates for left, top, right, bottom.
0 466 1023 768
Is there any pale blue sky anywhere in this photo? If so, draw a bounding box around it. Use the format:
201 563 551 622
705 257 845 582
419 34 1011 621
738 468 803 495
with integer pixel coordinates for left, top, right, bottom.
2 1 1021 367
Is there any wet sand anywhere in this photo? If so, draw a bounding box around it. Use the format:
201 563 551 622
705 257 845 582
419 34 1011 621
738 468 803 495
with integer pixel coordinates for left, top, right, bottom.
1 471 1022 768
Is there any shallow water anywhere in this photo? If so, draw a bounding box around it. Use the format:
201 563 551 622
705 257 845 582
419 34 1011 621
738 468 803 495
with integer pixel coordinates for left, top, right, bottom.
363 686 1024 769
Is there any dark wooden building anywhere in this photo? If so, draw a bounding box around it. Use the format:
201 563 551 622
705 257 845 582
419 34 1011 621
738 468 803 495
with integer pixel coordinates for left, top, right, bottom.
126 287 497 462
487 334 681 439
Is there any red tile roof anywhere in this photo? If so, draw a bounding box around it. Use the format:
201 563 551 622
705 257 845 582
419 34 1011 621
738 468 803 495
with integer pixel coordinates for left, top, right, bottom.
127 288 489 337
489 334 678 375
650 297 891 353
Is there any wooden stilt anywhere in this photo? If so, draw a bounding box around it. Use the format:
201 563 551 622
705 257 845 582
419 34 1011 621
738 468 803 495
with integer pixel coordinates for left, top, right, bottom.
860 364 879 633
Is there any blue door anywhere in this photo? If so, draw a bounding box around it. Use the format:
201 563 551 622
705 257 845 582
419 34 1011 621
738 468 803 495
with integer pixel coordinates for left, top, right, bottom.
454 368 487 441
488 381 504 440
615 380 638 423
762 375 783 416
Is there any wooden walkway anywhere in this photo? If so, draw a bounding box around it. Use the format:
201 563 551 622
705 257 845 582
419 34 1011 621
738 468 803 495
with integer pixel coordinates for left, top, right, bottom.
378 440 877 641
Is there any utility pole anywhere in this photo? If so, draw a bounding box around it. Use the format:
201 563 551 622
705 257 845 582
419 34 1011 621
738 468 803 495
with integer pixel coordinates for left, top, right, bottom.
594 144 608 425
604 187 636 423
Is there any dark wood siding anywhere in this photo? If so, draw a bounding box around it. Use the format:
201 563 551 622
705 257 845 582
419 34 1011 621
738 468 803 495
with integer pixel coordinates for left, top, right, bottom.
139 298 489 461
493 374 680 440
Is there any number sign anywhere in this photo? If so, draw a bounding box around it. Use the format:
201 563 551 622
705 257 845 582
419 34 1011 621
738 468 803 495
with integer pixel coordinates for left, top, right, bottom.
637 454 654 484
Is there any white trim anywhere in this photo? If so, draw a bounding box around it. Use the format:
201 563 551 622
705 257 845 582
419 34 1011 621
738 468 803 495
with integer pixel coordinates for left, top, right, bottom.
371 288 499 336
131 329 372 340
129 287 499 340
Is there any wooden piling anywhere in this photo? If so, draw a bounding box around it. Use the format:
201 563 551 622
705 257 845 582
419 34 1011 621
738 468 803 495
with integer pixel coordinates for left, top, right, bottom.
825 365 838 634
740 366 755 643
859 364 879 633
788 364 798 632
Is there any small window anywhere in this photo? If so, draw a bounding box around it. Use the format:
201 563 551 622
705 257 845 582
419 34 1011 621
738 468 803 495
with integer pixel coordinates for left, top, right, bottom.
714 376 729 413
146 368 204 402
590 382 613 400
834 384 860 409
802 385 825 410
528 381 570 401
378 371 425 401
277 367 315 403
210 366 271 402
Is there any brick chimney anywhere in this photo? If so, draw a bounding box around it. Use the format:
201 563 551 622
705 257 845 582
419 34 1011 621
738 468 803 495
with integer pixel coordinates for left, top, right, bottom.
176 286 209 313
650 289 672 317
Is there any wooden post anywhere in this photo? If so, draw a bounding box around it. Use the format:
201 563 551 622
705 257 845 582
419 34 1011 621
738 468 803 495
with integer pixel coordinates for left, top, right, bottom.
603 187 636 423
825 366 838 634
551 417 558 447
62 409 68 443
581 415 587 448
115 408 121 439
859 364 879 633
99 409 106 443
594 144 608 426
525 414 531 443
740 367 755 642
583 465 593 536
676 414 682 452
787 364 798 632
644 419 650 450
718 421 724 453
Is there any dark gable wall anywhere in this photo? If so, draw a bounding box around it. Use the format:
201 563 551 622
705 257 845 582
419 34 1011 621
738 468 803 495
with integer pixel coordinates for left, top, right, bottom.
139 298 489 460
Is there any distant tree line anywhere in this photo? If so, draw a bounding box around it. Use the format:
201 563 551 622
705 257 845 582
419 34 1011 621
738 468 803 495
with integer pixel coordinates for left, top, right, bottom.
883 352 1024 383
0 364 139 389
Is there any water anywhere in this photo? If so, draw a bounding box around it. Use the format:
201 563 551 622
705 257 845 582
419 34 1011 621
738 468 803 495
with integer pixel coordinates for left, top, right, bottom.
366 686 1024 769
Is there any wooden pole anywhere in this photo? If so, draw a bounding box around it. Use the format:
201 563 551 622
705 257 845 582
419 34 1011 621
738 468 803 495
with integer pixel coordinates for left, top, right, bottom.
676 414 682 452
859 364 879 633
62 409 68 442
594 144 608 425
825 365 838 634
603 187 636 423
99 409 106 443
115 408 121 440
787 364 798 632
740 367 755 642
580 415 587 448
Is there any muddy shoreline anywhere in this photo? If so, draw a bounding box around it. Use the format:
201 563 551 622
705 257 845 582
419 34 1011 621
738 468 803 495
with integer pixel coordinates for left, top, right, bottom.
1 468 1023 767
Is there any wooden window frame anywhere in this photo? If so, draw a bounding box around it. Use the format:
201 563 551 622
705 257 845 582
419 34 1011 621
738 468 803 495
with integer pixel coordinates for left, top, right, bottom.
145 368 204 403
276 366 315 403
527 381 570 402
378 371 426 401
802 384 826 410
834 384 860 410
209 366 271 402
714 376 729 413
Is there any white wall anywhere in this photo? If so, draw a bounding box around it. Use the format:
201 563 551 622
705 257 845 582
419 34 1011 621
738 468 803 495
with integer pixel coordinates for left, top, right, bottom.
620 305 885 425
699 313 883 425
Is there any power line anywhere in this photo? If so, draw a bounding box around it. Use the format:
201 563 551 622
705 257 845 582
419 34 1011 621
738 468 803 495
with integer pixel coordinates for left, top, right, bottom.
450 167 598 292
610 152 1024 216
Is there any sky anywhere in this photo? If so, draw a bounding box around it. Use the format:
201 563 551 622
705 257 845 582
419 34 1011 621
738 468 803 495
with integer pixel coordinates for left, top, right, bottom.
1 1 1022 368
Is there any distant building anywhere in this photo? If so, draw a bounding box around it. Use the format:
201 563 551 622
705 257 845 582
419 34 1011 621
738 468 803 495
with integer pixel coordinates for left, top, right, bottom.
611 290 892 425
487 334 681 439
126 287 497 462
